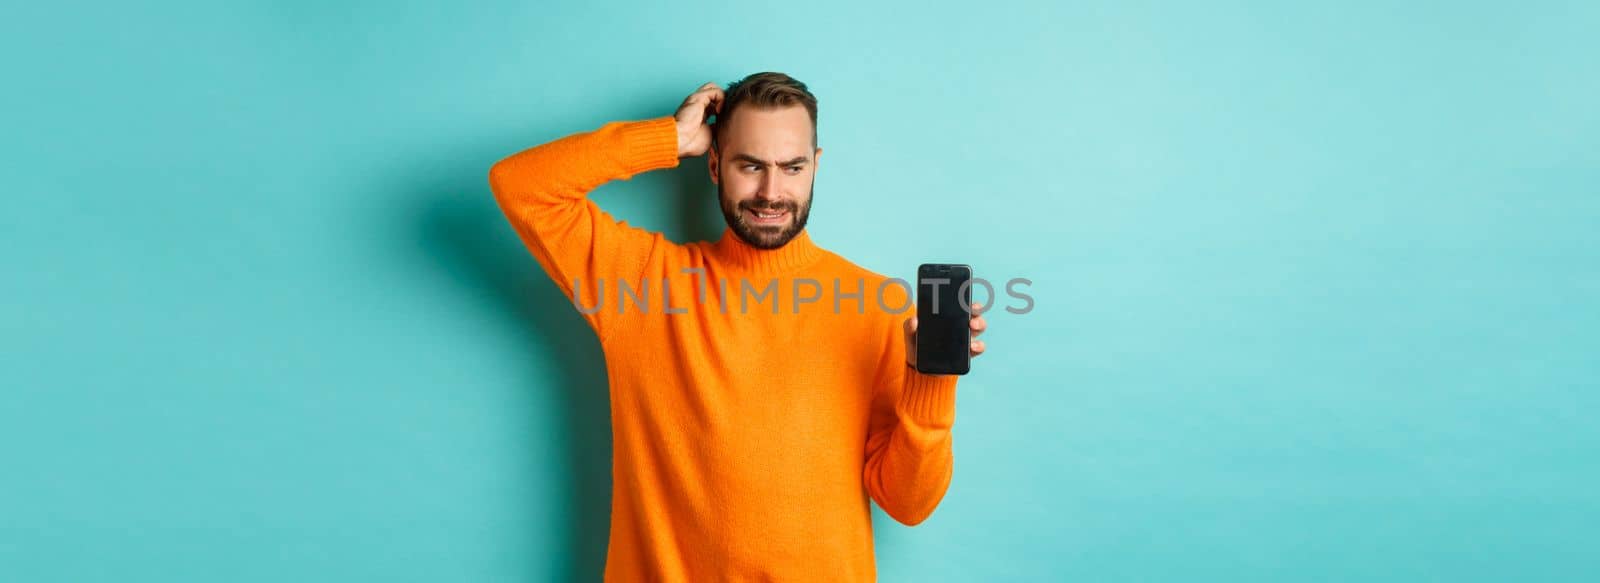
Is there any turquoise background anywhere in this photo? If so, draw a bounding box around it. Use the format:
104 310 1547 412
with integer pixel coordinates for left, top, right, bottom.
4 1 1597 581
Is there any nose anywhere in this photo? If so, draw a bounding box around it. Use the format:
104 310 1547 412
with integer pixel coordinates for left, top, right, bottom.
756 169 781 201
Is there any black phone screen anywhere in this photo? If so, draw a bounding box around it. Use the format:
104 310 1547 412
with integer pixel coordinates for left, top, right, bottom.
915 263 972 375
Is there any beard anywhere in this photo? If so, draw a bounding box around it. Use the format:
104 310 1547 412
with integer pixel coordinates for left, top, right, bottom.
718 180 813 250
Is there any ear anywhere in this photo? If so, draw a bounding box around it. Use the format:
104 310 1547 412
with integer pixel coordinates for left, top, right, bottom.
707 146 720 184
814 147 823 170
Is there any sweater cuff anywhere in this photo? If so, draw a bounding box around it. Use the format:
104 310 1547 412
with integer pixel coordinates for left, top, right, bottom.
618 116 681 176
897 367 959 430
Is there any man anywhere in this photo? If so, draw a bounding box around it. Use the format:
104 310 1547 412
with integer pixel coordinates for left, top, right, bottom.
488 72 988 582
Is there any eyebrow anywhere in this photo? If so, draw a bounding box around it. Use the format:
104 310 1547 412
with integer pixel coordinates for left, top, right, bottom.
731 154 810 167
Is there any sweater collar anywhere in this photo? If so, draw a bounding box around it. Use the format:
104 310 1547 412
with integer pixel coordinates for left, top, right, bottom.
710 226 826 276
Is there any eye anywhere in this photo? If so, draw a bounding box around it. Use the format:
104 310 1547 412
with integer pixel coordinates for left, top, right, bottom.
785 166 803 174
743 164 762 172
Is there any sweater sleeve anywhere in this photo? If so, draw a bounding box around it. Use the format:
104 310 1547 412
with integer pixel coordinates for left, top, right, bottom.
487 116 681 340
862 310 960 526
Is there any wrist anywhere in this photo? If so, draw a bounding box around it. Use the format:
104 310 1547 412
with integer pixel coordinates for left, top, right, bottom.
898 369 959 430
674 122 690 157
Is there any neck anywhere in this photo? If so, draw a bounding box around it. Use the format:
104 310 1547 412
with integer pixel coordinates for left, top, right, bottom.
710 227 825 276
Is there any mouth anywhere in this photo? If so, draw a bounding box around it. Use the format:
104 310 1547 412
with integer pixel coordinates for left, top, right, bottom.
744 207 791 226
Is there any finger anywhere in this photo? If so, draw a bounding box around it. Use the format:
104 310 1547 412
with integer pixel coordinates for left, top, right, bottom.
699 92 725 117
970 339 986 357
904 316 918 334
970 301 985 315
677 96 706 116
697 85 723 98
970 315 986 335
684 85 720 106
679 91 721 121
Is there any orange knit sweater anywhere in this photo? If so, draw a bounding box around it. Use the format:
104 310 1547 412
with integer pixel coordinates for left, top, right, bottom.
488 116 959 582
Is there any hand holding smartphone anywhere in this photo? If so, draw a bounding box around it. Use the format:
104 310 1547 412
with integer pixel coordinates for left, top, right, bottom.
915 263 973 375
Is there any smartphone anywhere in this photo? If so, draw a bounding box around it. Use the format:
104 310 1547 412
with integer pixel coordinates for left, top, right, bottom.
915 263 972 375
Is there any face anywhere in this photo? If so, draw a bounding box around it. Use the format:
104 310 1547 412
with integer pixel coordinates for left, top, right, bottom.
709 105 822 249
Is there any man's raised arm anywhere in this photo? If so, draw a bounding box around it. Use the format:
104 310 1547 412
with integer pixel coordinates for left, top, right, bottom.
863 291 989 526
861 324 961 526
486 83 723 340
487 116 679 338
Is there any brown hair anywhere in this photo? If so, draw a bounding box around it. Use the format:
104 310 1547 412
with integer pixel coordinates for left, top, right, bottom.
712 72 819 150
